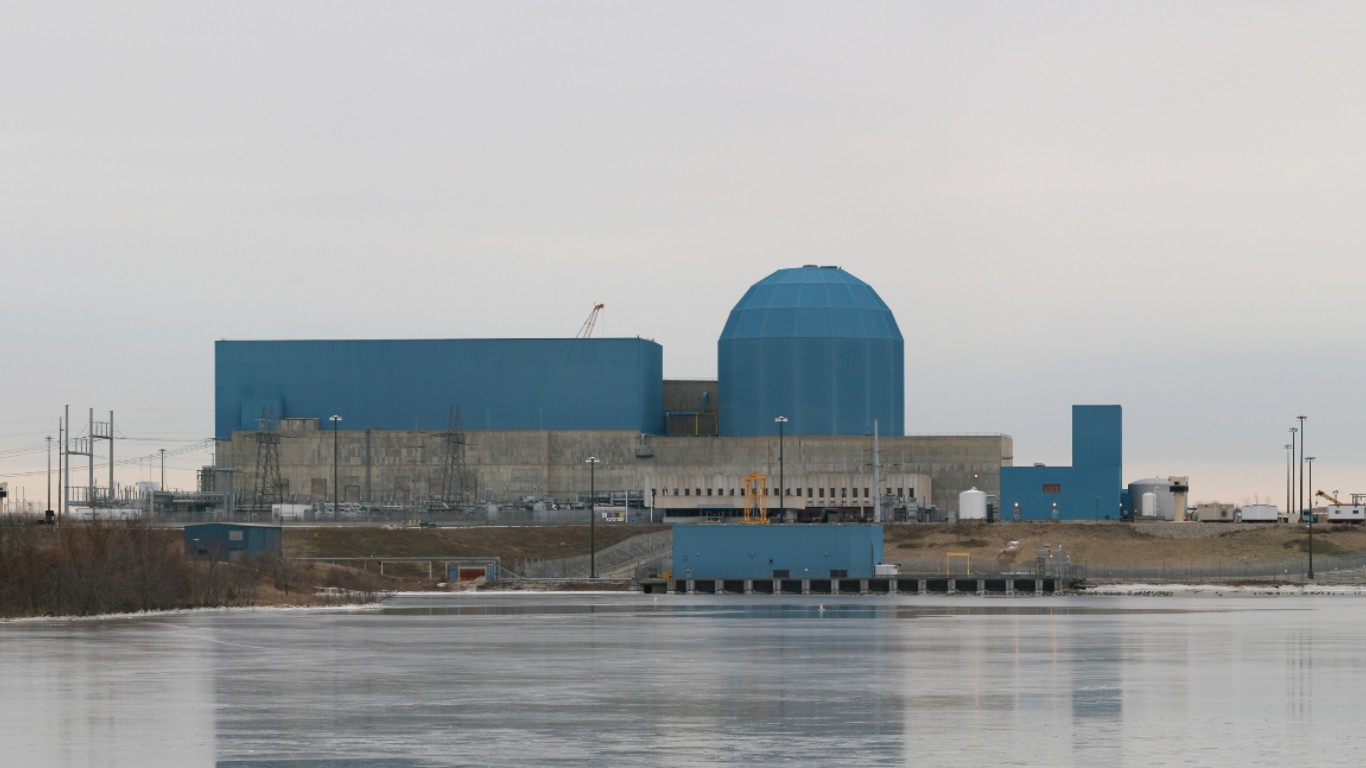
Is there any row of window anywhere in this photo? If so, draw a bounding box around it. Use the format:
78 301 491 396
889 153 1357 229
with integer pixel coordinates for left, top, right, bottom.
657 487 912 498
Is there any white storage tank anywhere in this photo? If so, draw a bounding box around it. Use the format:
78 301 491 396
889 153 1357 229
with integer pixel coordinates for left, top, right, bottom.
959 488 988 521
1130 478 1176 520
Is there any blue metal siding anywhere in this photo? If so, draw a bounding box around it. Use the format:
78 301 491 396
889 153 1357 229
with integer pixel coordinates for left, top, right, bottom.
184 523 283 560
1072 405 1122 469
719 267 904 437
1000 466 1123 521
673 525 885 579
215 338 663 438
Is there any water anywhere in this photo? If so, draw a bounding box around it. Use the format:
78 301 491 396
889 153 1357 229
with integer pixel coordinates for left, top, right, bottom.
3 593 1365 767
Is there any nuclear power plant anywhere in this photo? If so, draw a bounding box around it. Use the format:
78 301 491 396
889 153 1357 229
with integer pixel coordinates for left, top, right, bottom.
211 265 1025 522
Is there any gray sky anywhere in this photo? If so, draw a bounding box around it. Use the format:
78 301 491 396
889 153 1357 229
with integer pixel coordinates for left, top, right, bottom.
3 2 1364 508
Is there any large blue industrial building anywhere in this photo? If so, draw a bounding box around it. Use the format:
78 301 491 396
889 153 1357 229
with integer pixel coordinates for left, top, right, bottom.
211 265 1014 518
215 338 663 440
216 265 905 441
999 405 1123 521
718 265 904 437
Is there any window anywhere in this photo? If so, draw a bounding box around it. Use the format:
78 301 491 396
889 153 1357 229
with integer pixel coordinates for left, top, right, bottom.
706 488 712 496
841 488 847 498
807 488 813 498
684 488 690 496
864 488 869 498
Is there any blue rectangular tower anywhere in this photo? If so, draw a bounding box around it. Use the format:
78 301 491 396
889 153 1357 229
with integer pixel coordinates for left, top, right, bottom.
1073 404 1122 468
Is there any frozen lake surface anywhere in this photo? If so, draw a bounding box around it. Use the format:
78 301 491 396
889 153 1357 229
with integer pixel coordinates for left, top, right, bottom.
4 593 1366 767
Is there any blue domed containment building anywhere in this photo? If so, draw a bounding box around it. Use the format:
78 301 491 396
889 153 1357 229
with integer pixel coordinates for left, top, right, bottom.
719 265 904 437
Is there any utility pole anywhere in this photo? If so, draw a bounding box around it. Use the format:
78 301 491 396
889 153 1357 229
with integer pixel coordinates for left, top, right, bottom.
1297 415 1307 522
1306 456 1316 580
46 435 53 521
159 448 166 491
60 409 66 527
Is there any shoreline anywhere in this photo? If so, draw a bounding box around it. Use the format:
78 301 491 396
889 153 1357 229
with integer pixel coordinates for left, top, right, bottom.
10 583 1366 624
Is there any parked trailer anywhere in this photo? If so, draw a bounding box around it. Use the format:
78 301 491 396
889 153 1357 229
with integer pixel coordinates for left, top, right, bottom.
1237 504 1280 523
1326 505 1366 524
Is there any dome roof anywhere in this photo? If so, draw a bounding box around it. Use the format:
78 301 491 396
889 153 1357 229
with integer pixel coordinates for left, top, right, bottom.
719 265 902 341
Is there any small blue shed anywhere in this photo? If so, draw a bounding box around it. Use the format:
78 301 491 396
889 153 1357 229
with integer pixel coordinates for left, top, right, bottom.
184 523 283 561
673 525 884 580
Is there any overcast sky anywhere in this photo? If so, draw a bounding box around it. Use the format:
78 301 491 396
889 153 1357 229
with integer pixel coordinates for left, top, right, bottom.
3 2 1364 509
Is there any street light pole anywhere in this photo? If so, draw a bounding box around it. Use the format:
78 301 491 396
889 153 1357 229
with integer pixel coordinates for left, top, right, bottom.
330 415 343 520
586 456 600 578
1297 415 1307 523
1289 426 1298 522
1306 456 1316 580
1284 442 1293 523
774 416 788 522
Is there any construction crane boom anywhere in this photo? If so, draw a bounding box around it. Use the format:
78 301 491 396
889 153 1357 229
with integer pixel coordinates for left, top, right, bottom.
576 303 604 338
1316 490 1345 506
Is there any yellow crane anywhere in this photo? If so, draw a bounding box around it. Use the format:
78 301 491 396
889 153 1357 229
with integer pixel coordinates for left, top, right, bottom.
576 303 604 338
1316 490 1345 506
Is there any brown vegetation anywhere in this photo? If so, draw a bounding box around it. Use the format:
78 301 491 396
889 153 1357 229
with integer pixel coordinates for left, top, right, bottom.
0 521 396 619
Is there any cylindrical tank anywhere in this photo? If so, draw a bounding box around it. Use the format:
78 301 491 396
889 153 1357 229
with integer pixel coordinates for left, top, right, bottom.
718 265 904 436
959 488 988 521
1129 478 1175 520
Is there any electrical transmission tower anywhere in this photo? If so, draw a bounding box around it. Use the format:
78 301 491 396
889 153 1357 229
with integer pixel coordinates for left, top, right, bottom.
440 405 473 506
253 407 284 515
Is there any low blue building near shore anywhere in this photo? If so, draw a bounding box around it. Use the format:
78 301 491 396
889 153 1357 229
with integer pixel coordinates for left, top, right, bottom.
184 523 283 561
673 524 884 580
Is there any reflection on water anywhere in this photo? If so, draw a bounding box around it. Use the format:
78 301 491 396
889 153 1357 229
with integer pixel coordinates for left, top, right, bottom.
2 595 1364 767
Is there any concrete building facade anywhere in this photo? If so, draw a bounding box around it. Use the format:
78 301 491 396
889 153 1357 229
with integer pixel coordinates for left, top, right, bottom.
215 425 1010 518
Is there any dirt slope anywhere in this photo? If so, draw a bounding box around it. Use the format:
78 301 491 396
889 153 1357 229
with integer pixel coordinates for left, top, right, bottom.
282 521 1363 570
884 521 1366 568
